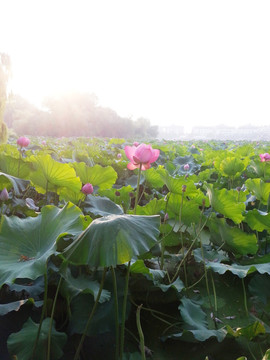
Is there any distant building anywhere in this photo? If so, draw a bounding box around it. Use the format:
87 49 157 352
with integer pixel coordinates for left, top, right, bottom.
158 125 185 140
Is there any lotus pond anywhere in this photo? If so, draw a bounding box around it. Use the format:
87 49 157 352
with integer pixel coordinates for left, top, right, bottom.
1 137 270 360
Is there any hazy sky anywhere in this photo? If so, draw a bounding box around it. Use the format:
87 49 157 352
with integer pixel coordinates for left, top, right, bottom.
1 0 270 130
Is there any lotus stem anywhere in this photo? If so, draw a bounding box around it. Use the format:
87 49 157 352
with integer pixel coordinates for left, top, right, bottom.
179 190 188 287
170 218 208 284
47 276 63 360
160 193 171 270
31 269 48 360
74 267 108 360
17 150 22 177
134 164 142 214
242 277 249 316
111 266 120 360
199 234 213 316
210 271 217 313
136 304 146 360
119 261 131 360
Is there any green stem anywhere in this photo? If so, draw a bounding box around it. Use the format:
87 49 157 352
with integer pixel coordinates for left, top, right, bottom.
111 267 120 360
170 218 208 283
179 192 188 287
136 304 146 360
210 271 217 312
199 234 213 315
160 193 171 270
73 267 108 360
134 164 142 214
47 276 63 360
17 151 22 177
120 261 131 360
242 278 249 316
31 269 48 360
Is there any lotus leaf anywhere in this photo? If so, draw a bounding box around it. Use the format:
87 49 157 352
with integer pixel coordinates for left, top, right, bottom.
29 154 81 194
0 203 85 285
7 318 67 360
64 214 160 267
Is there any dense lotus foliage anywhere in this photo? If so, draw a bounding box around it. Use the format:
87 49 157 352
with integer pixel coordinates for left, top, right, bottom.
1 136 270 359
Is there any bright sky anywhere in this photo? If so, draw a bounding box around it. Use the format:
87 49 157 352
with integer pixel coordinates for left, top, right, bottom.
1 0 270 131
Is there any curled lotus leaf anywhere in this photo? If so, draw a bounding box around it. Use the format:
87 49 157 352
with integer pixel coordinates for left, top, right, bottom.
64 214 160 267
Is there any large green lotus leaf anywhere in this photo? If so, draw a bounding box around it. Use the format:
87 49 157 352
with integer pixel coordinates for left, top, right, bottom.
99 185 134 211
135 198 166 216
29 154 81 194
0 172 30 195
7 318 67 360
162 173 199 197
0 298 36 316
69 270 128 336
60 266 111 302
58 187 85 204
245 178 270 204
208 216 258 256
84 195 124 216
194 249 270 277
163 297 227 342
64 214 160 267
197 168 215 181
130 259 185 293
248 160 270 179
219 157 248 177
226 321 265 340
171 155 201 176
234 144 255 157
0 154 30 179
0 203 85 285
144 166 165 188
245 209 270 232
179 296 207 329
167 193 202 226
207 185 245 224
125 174 145 189
72 162 117 190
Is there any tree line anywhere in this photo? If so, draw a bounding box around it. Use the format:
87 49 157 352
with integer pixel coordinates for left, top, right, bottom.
4 92 158 139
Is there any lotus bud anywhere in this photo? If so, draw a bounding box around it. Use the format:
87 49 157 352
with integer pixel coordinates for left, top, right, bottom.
17 136 30 148
81 183 94 195
133 141 139 147
182 185 187 193
129 192 134 198
41 140 46 145
117 153 122 159
0 188 9 201
184 164 190 171
236 187 241 192
115 191 121 196
164 213 169 222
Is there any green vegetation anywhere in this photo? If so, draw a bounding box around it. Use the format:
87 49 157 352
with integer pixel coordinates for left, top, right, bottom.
1 137 270 360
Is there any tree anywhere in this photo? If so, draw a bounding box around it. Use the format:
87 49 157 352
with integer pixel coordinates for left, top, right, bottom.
0 52 11 143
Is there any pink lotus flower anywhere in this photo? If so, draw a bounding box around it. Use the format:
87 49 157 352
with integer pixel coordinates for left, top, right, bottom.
0 188 9 201
117 153 122 159
260 153 270 162
17 136 30 148
125 143 160 170
81 183 94 195
133 142 139 147
41 140 46 146
184 164 190 171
